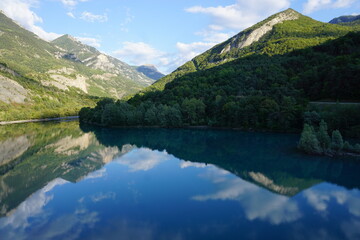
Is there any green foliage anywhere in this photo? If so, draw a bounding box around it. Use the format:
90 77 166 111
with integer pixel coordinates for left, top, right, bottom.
331 130 344 152
308 103 360 138
298 124 322 154
298 120 360 156
317 120 331 151
181 98 206 125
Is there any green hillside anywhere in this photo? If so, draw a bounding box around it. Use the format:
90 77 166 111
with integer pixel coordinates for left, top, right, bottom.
148 9 353 91
0 11 154 121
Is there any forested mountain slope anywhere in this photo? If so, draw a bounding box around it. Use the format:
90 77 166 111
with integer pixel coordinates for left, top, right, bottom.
81 30 360 135
148 9 353 91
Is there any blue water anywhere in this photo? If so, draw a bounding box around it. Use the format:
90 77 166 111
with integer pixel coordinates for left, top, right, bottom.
0 122 359 240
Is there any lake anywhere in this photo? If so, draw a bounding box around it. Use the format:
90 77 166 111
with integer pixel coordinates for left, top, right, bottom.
0 121 360 240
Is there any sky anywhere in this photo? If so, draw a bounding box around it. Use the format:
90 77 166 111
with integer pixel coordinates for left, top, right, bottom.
0 0 359 74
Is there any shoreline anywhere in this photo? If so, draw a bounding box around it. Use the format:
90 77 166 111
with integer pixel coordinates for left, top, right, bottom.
0 116 79 125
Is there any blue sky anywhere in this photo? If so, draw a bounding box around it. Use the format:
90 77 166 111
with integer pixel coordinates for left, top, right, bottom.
0 0 359 73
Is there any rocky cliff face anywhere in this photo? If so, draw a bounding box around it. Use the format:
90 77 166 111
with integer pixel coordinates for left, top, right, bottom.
220 9 300 54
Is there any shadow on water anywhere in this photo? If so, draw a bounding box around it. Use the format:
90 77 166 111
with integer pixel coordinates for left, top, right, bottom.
81 123 360 196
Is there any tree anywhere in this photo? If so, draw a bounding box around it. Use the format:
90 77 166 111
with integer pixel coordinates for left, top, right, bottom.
317 120 331 152
298 124 322 154
144 106 157 125
181 98 206 125
331 130 344 152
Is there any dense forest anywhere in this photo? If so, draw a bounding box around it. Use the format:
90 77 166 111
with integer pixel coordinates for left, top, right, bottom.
80 32 360 136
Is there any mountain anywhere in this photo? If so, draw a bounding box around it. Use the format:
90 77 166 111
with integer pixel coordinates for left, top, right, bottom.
52 35 153 86
0 11 151 121
329 14 360 30
135 65 165 80
330 14 360 24
148 8 353 91
81 10 360 135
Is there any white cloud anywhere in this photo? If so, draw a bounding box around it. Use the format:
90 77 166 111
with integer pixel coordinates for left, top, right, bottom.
67 12 75 18
176 41 216 60
186 0 290 31
84 168 107 180
59 0 89 8
91 192 116 202
0 0 61 41
192 168 302 225
180 161 208 169
113 42 166 67
116 148 173 172
113 40 217 74
75 36 101 48
196 30 233 43
120 7 135 32
304 189 331 211
303 0 356 14
303 186 360 217
80 11 108 23
0 178 67 231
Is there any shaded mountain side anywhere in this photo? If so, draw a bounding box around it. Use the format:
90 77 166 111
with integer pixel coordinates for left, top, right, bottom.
82 125 360 196
135 65 165 80
147 9 353 91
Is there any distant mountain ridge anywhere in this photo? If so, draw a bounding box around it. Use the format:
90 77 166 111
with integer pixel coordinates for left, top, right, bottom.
330 14 360 24
135 65 164 80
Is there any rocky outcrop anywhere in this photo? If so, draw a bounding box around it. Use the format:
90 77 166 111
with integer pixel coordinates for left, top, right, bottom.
46 67 88 93
221 9 300 54
0 75 28 104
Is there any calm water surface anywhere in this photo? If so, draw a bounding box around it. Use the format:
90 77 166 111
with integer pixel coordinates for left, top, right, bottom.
0 121 360 240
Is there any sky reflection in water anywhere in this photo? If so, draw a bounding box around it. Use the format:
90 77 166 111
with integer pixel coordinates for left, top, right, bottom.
0 123 360 240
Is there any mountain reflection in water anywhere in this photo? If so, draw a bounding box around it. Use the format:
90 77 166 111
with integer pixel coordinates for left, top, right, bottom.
0 122 359 240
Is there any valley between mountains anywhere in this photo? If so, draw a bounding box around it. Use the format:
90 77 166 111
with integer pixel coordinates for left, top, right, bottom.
0 9 359 138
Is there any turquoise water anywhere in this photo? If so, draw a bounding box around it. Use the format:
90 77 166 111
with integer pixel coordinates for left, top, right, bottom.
0 121 359 240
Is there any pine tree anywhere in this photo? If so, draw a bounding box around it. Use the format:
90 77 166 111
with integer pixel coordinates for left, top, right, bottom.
317 120 331 152
331 130 344 152
298 124 322 154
